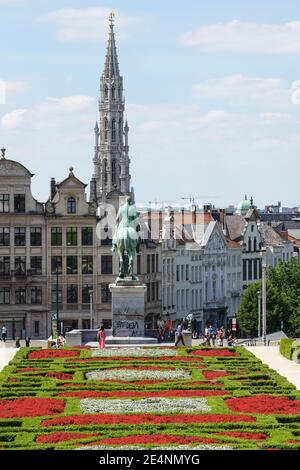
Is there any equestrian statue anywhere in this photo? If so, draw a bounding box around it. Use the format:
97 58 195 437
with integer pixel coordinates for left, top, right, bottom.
112 196 140 280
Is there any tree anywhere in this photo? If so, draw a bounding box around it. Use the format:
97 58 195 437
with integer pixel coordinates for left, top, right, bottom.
237 281 291 337
268 258 300 334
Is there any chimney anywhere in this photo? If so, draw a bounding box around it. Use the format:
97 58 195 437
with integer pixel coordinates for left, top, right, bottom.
50 178 56 201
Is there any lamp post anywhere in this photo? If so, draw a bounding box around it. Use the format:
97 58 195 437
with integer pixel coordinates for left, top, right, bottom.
89 289 93 330
56 263 60 336
262 262 267 346
257 290 261 339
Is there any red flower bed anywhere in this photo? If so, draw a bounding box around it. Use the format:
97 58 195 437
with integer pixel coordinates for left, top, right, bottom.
91 434 220 446
0 398 65 418
226 395 300 415
42 413 256 427
203 371 229 380
29 350 80 359
68 356 203 363
46 372 74 380
59 389 228 398
287 440 300 444
62 383 87 388
216 432 268 440
16 368 39 373
192 349 237 357
36 431 97 444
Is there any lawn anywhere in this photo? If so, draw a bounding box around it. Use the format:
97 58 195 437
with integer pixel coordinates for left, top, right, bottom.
0 346 299 450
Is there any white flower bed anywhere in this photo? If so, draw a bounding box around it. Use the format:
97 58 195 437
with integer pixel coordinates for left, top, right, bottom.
81 397 211 414
76 445 233 450
86 368 190 382
92 348 176 358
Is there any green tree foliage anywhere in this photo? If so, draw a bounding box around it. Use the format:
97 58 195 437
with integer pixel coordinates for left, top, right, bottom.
268 258 300 334
237 280 291 337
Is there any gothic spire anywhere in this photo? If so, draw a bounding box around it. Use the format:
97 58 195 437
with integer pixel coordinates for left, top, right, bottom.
103 12 120 79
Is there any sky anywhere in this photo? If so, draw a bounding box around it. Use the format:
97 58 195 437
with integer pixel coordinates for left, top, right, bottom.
0 0 300 209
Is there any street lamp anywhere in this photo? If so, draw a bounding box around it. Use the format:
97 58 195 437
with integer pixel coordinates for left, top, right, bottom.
89 289 93 330
261 262 267 346
257 290 261 339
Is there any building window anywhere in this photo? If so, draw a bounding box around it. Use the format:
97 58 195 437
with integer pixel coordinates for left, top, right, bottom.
137 254 141 274
15 287 26 304
82 285 92 304
156 254 159 273
52 286 62 304
186 264 189 281
51 256 62 275
104 119 108 142
67 256 78 275
15 257 26 275
34 321 40 336
248 260 252 281
0 257 10 276
254 237 257 252
248 237 252 252
30 257 42 276
67 285 78 303
104 85 108 99
0 287 10 304
112 159 116 184
254 258 258 279
14 227 26 246
101 284 111 303
51 228 62 246
82 227 93 246
101 255 112 274
147 284 151 302
66 228 77 246
112 119 116 142
147 255 151 273
243 260 247 281
30 227 42 246
67 197 76 214
14 194 25 213
176 265 180 282
0 228 10 246
152 282 156 301
31 287 42 305
0 194 9 213
152 254 155 273
82 256 93 274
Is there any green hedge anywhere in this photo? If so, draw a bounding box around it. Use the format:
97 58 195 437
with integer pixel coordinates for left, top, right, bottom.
280 339 295 360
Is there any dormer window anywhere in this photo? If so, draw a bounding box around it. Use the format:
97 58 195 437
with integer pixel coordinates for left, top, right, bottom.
67 197 76 214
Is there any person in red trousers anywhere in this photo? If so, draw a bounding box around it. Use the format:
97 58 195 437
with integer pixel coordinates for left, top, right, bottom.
97 325 106 349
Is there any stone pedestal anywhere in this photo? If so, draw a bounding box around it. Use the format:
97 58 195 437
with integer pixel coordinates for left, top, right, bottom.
110 280 147 338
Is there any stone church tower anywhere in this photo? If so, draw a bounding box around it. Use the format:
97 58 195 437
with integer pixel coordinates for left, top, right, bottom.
92 14 131 203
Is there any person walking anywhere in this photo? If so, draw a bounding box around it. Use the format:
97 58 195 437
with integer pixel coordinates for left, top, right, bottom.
175 320 185 347
25 337 31 348
165 314 173 341
97 325 106 349
1 325 7 343
15 338 21 348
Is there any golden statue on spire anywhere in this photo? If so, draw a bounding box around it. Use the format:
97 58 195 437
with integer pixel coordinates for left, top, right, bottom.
109 11 115 26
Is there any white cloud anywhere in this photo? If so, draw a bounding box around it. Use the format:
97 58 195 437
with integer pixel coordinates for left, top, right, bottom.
260 112 290 123
5 80 27 96
193 75 291 106
39 7 141 42
181 21 300 54
1 95 94 130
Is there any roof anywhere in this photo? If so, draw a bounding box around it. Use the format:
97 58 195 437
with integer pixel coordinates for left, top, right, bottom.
0 158 34 178
225 214 246 242
226 238 242 249
260 223 285 247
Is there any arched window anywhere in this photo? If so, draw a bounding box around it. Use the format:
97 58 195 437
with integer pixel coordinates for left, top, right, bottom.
112 119 116 142
248 237 252 252
112 160 116 184
118 85 122 98
104 118 108 142
103 160 108 183
104 85 108 99
119 118 123 140
67 197 76 214
111 86 115 100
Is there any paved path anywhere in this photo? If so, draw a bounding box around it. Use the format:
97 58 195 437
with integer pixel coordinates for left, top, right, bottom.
0 343 17 372
245 346 300 390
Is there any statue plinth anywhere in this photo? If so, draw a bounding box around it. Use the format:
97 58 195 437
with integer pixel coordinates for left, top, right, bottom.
109 281 147 338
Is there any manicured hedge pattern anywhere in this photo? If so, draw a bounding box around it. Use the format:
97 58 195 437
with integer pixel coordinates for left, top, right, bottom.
0 346 300 450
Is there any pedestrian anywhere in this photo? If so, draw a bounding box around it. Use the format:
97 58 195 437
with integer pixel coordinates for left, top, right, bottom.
57 334 66 348
204 324 211 346
175 320 185 347
165 314 173 341
156 317 165 342
97 325 106 349
1 325 7 343
15 337 21 348
25 337 31 347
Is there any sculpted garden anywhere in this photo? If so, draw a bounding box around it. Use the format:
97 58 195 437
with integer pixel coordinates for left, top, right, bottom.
0 346 300 450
